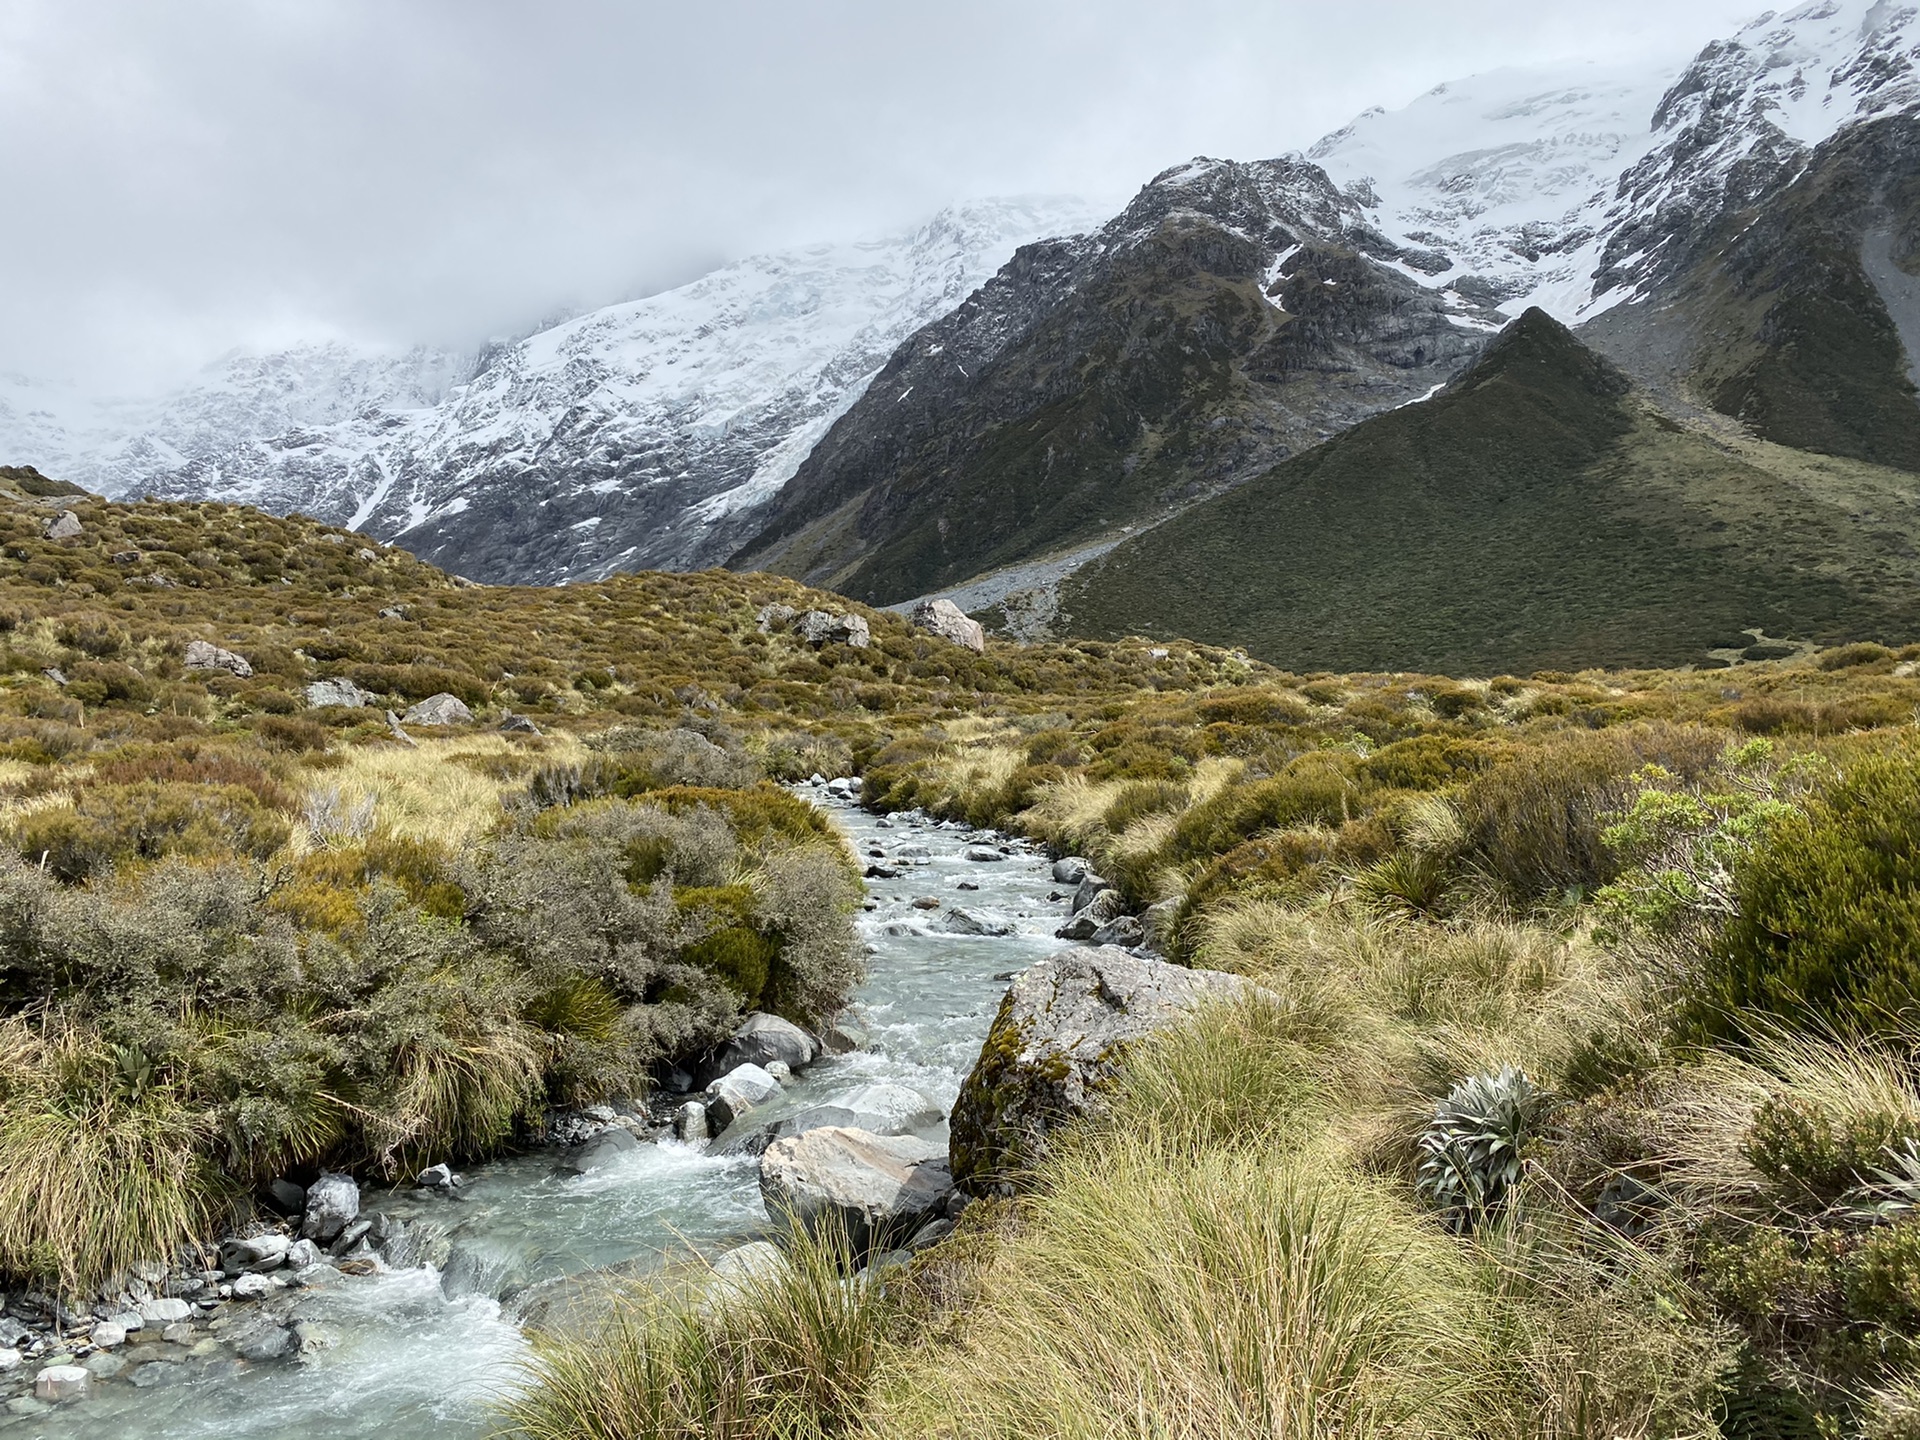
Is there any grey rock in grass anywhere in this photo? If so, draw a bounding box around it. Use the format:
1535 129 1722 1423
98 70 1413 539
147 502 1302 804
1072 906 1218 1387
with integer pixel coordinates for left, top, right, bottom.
42 511 83 541
791 610 871 649
759 1127 953 1255
1070 874 1113 914
950 947 1258 1196
303 677 373 709
401 692 473 726
183 640 253 678
910 598 986 652
755 603 798 634
497 710 542 734
221 1232 291 1275
302 1173 359 1242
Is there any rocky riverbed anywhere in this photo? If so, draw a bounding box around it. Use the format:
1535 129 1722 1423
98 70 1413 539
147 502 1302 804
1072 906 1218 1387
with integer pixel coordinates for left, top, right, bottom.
1 786 1120 1438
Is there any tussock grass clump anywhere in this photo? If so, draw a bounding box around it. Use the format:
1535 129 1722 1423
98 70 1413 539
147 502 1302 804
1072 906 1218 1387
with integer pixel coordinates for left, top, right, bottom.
505 1219 894 1440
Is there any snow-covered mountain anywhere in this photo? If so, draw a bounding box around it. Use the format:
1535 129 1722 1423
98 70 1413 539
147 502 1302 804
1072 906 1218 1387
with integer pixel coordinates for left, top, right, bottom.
1310 0 1920 320
8 2 1918 591
3 198 1100 584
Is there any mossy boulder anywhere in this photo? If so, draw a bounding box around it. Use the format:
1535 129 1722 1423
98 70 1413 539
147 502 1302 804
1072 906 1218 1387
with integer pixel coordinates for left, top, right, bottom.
948 946 1257 1195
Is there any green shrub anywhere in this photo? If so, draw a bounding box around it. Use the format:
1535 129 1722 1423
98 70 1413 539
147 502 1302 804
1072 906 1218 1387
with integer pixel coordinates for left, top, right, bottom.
12 782 292 882
1171 752 1359 862
1693 751 1920 1044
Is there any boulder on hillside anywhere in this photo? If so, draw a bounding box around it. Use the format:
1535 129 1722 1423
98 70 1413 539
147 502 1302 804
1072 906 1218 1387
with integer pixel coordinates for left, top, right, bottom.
756 603 798 634
402 693 474 726
794 610 871 648
759 1127 953 1254
498 711 542 734
949 947 1258 1195
42 511 83 541
911 597 986 652
184 640 254 678
304 677 374 709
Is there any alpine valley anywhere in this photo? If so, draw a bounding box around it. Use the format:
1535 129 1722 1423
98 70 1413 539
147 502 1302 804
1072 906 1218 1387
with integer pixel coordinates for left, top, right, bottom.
10 0 1920 674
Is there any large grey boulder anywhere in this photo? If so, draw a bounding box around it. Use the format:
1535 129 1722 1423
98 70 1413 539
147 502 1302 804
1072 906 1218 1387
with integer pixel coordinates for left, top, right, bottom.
43 510 83 540
705 1063 783 1131
911 598 986 653
950 947 1257 1195
710 1012 816 1078
304 677 374 709
184 640 253 678
1090 915 1145 948
34 1365 88 1402
759 1127 953 1254
792 610 871 649
402 692 474 726
302 1173 359 1242
1052 856 1090 886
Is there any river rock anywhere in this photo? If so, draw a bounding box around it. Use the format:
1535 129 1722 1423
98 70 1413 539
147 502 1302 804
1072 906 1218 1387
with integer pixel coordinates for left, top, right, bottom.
131 1360 187 1388
1054 913 1100 940
963 846 1006 863
710 1012 816 1077
416 1163 458 1191
950 947 1259 1195
1090 915 1145 948
293 1321 341 1354
303 1174 359 1242
1051 856 1090 885
553 1126 638 1175
785 1083 943 1137
221 1232 291 1274
911 597 986 652
819 1012 871 1054
0 1348 20 1373
87 1321 126 1350
702 1241 790 1312
136 1297 191 1324
303 677 373 709
232 1320 294 1362
943 907 1014 937
230 1273 274 1300
266 1178 307 1215
82 1351 124 1378
401 692 473 726
1071 874 1113 913
674 1100 710 1144
706 1063 782 1131
42 510 83 541
760 1127 953 1254
284 1239 323 1270
34 1365 88 1401
183 640 253 678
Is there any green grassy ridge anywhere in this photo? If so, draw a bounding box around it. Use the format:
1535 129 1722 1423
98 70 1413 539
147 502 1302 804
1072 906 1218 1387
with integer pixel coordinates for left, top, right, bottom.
1059 309 1920 674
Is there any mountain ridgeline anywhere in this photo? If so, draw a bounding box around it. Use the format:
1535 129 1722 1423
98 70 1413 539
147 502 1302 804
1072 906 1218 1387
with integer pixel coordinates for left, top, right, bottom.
727 158 1497 602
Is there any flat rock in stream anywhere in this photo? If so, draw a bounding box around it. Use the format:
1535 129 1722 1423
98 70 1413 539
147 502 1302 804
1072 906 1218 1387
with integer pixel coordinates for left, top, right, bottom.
759 1127 953 1254
949 947 1259 1196
552 1127 639 1175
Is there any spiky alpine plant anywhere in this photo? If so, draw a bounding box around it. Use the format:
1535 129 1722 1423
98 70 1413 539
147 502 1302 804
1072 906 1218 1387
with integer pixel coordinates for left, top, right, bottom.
1415 1065 1546 1231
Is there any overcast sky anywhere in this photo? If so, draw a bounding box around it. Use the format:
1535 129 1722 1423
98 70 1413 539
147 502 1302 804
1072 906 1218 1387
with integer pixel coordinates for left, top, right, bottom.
2 1 1764 392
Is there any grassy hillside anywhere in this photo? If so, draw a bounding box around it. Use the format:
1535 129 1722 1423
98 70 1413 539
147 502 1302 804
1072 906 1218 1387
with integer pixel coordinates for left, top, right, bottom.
1059 309 1920 673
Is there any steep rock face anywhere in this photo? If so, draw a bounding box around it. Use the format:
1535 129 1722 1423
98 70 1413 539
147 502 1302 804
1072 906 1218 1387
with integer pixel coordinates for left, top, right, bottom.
730 157 1500 603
